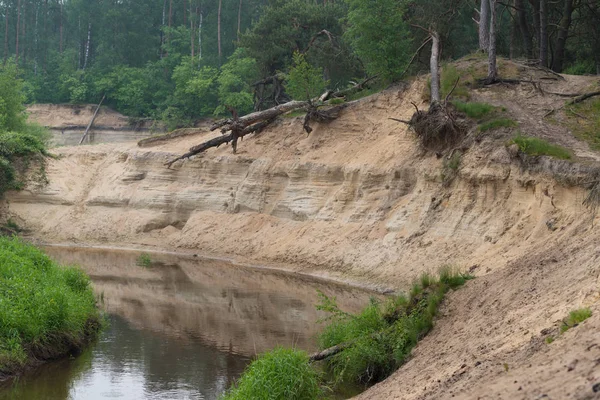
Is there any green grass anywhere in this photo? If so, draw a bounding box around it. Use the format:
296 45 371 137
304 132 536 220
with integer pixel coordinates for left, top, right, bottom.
136 253 152 268
545 336 555 344
441 64 470 99
478 118 518 132
0 237 101 375
565 98 600 150
452 101 496 119
512 134 572 160
220 347 322 400
316 267 473 388
560 308 592 334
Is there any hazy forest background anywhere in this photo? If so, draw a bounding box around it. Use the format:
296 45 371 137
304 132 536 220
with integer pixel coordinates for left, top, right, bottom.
0 0 598 128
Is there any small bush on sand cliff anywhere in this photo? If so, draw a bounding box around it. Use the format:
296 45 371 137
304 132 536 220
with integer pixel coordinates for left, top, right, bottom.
317 267 472 388
221 347 321 400
0 237 101 375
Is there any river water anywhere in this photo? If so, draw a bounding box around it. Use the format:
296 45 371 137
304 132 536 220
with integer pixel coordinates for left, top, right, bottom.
0 247 375 400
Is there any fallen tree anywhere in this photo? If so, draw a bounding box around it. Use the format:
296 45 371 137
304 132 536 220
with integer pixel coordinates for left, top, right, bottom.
164 77 376 167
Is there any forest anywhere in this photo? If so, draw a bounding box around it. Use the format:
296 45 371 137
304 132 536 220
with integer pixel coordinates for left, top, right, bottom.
0 0 598 128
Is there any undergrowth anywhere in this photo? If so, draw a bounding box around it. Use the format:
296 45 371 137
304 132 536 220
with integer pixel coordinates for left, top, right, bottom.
452 101 495 119
220 267 472 399
0 237 101 375
512 134 572 160
317 266 473 389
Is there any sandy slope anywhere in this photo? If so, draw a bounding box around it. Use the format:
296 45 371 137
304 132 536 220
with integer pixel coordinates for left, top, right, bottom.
7 61 600 399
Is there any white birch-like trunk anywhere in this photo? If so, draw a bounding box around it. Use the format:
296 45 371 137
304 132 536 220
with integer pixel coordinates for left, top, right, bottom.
430 32 441 103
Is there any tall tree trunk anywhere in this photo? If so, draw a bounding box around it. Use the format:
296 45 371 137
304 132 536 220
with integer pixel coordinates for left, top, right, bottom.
21 0 26 65
167 0 173 47
218 0 222 64
59 0 63 54
198 9 202 63
43 0 48 72
539 0 548 67
528 0 540 58
430 31 440 103
552 0 574 72
4 3 9 63
190 1 195 58
479 0 490 52
516 0 533 58
83 22 91 70
160 0 167 58
487 0 498 81
237 0 242 42
15 0 21 64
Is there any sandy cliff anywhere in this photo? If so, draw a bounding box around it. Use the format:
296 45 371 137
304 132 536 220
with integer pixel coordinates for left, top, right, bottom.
8 68 600 399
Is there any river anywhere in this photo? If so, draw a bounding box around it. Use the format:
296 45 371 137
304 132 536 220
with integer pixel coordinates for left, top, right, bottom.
0 247 375 399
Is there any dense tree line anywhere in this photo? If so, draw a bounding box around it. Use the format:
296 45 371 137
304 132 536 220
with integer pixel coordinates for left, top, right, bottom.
0 0 597 126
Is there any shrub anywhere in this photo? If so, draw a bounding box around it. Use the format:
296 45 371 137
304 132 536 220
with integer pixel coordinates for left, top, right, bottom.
0 237 100 374
317 268 473 387
285 52 329 101
512 135 572 160
452 101 495 119
560 308 592 333
136 253 152 268
478 118 517 132
221 347 321 400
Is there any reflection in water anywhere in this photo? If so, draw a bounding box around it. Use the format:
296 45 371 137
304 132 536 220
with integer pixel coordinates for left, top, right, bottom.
0 247 376 399
0 315 247 400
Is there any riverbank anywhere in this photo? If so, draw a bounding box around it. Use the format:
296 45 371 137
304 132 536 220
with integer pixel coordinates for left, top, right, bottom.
0 238 101 381
7 61 600 398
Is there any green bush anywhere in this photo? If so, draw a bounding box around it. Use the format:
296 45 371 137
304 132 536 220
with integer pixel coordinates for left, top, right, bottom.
285 52 329 101
452 101 495 119
221 347 321 400
478 118 517 132
136 253 152 268
560 308 592 333
512 135 572 160
0 237 101 374
317 267 473 387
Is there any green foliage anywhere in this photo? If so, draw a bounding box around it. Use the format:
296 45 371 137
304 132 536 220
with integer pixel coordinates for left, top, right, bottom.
285 53 329 101
545 336 555 344
478 118 518 132
136 253 152 268
221 347 321 400
344 0 412 82
0 237 100 374
0 63 49 197
452 101 496 119
0 62 27 133
560 308 592 333
512 135 572 160
317 268 472 387
215 49 260 116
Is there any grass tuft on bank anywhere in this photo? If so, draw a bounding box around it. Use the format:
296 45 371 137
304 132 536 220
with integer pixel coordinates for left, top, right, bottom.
512 134 572 160
0 237 101 376
220 347 322 400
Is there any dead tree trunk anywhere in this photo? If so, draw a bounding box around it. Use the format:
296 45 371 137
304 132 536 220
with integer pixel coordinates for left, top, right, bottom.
487 0 498 82
430 31 441 103
237 0 242 42
478 0 490 52
79 95 106 145
83 22 91 70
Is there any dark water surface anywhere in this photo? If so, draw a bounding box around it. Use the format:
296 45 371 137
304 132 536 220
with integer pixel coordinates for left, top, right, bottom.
0 247 375 400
